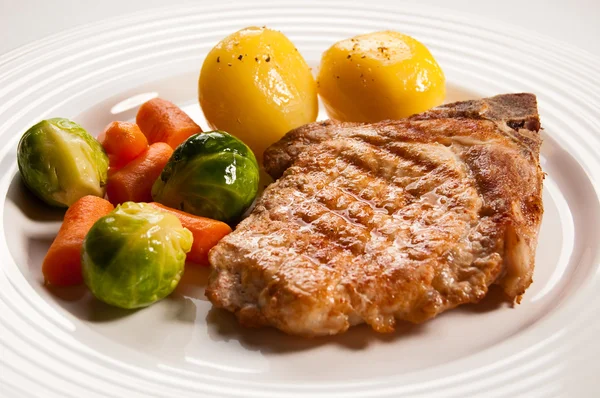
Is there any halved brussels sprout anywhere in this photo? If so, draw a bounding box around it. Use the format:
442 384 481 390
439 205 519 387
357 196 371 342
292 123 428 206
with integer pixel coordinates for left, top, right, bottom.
82 202 193 309
17 118 109 207
151 131 259 223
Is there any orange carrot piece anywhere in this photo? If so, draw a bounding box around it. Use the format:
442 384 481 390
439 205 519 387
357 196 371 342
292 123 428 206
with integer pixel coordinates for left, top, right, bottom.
42 196 114 286
106 142 173 205
136 98 202 149
149 202 232 265
98 121 148 170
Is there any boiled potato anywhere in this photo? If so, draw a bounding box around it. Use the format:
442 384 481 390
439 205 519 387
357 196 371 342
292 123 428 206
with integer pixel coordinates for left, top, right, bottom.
318 31 445 122
199 27 318 161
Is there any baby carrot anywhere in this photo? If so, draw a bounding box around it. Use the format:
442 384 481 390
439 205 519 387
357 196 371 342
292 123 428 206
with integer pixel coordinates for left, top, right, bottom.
149 202 232 266
136 98 202 149
42 196 114 286
106 142 173 205
98 121 148 170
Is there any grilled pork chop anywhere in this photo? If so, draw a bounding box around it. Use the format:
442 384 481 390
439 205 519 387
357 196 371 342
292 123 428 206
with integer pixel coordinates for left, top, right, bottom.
207 94 543 337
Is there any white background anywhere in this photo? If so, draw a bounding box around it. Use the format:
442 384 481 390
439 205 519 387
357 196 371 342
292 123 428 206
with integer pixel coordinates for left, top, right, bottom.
1 0 599 57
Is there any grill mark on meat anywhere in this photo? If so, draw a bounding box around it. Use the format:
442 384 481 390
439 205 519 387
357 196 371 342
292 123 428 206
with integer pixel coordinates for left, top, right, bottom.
288 144 480 266
296 159 478 262
291 177 378 256
272 177 371 264
297 147 431 220
293 149 409 212
268 203 356 265
297 140 441 204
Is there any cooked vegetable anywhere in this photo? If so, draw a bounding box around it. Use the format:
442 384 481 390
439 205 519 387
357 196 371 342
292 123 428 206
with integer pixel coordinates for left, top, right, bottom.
149 202 232 265
82 202 192 309
42 196 114 286
318 31 446 122
151 131 259 223
136 98 202 149
106 142 173 205
98 121 148 170
17 118 109 207
199 26 318 161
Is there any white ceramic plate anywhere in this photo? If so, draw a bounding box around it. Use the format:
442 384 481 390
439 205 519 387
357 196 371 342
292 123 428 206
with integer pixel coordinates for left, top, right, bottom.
1 2 599 397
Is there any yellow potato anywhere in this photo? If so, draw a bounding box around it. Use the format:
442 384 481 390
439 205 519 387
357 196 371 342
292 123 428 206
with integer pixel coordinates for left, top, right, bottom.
318 31 446 122
199 27 318 161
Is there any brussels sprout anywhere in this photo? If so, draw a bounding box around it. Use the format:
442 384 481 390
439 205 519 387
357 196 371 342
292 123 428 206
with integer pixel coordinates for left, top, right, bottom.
82 202 193 309
151 131 259 223
17 118 109 207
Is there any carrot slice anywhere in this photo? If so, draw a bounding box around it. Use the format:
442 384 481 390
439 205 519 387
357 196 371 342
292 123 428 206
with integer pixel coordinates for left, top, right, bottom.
98 121 148 170
106 142 173 205
149 202 232 265
42 196 114 286
136 98 202 149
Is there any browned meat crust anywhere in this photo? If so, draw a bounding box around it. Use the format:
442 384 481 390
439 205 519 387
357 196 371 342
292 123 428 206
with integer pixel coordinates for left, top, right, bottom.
264 94 540 179
207 94 544 337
